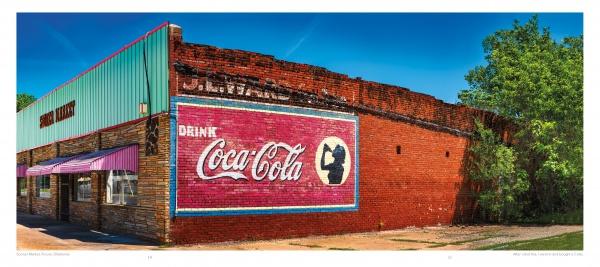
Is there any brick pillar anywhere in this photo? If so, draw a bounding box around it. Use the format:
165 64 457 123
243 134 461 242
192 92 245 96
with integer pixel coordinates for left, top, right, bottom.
28 150 33 214
96 171 103 230
97 132 102 150
28 176 33 213
169 24 182 43
168 24 183 97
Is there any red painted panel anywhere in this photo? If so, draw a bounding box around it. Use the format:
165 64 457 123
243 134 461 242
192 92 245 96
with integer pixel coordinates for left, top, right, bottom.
175 101 357 214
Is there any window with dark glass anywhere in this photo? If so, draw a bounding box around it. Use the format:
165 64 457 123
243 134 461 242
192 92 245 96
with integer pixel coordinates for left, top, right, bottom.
36 175 50 198
73 174 92 201
106 170 138 205
17 178 27 196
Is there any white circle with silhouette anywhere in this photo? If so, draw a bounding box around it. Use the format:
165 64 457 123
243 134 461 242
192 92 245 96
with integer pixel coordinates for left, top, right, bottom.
314 136 351 186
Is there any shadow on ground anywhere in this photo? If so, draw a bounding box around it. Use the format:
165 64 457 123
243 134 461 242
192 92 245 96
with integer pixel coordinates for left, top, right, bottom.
17 212 156 247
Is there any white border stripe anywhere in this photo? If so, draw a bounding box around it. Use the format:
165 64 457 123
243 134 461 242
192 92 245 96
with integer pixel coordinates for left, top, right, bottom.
177 102 357 123
177 204 356 212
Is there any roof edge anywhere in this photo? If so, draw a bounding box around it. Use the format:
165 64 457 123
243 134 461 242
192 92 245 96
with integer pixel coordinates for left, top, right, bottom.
18 21 170 114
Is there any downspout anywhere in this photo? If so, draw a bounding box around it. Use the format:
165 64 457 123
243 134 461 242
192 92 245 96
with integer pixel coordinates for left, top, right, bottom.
143 31 153 135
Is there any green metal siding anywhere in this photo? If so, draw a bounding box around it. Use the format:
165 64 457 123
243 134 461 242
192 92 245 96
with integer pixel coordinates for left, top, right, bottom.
17 24 169 152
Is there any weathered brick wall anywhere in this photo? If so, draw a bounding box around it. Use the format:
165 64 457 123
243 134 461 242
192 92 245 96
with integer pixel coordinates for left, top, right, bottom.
31 144 57 164
16 178 30 213
56 133 101 228
98 114 171 241
59 134 98 157
167 26 513 141
31 174 58 219
56 132 100 229
17 151 30 213
17 151 29 165
356 114 474 228
57 113 170 241
101 205 159 240
169 113 473 243
28 145 58 219
69 172 101 229
167 25 484 244
17 113 170 242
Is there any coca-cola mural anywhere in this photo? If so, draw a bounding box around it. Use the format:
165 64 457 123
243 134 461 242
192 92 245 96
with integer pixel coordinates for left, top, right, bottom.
169 96 358 216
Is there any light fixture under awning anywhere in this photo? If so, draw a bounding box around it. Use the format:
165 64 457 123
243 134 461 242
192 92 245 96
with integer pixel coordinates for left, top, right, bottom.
53 145 139 174
17 164 28 177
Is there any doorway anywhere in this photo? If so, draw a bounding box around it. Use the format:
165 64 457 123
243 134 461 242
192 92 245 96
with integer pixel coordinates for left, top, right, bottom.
59 175 70 221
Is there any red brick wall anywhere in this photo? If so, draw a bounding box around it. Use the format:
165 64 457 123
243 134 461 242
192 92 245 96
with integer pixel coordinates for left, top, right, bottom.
167 25 481 244
169 113 473 243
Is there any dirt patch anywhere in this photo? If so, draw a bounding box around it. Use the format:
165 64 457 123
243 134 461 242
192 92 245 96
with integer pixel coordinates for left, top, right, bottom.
171 225 582 250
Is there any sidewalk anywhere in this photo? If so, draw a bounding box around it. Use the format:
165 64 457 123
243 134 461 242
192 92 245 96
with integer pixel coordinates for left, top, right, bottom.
17 212 583 250
172 224 583 250
17 212 158 250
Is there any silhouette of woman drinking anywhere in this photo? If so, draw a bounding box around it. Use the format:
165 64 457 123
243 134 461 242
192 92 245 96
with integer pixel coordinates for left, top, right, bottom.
320 143 346 184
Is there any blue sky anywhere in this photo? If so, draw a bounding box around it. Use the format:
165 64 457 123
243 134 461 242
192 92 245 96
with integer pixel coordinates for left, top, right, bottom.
17 13 582 104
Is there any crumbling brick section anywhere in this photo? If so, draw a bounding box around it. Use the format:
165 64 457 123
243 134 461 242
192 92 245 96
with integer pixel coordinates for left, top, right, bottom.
167 26 513 141
167 25 492 244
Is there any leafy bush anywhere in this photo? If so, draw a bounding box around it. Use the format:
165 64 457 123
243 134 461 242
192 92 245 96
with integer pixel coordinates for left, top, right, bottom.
468 120 529 222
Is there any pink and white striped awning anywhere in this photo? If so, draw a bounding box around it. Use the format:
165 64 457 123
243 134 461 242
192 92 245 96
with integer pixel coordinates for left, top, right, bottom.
17 164 27 177
26 156 77 176
53 145 139 174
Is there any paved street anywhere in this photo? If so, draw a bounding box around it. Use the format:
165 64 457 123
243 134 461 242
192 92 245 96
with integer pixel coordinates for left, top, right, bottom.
17 212 583 250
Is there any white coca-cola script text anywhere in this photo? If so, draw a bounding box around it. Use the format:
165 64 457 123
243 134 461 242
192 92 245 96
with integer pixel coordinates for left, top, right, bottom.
196 138 306 181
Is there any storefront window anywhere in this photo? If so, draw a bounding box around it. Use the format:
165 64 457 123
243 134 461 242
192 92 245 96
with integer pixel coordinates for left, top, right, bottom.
73 175 92 201
17 178 27 196
106 170 138 205
36 175 50 198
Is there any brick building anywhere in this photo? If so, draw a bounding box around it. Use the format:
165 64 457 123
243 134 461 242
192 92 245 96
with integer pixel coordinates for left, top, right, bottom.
16 23 511 244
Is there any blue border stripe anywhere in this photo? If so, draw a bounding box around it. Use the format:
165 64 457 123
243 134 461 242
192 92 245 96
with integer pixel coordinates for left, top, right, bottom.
355 115 360 210
169 99 178 218
169 96 359 217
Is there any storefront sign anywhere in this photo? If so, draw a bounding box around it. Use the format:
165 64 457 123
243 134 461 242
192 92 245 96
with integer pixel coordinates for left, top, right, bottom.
170 97 359 216
39 100 75 128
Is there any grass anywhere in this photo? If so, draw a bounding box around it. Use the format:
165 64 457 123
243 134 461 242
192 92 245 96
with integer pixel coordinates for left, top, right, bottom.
477 231 583 250
389 238 443 245
518 209 583 225
390 233 504 248
289 242 323 248
427 243 448 248
328 247 356 251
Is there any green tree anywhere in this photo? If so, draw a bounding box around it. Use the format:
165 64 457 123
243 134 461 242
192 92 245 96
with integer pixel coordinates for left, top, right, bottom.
17 93 36 112
468 120 529 222
459 15 583 218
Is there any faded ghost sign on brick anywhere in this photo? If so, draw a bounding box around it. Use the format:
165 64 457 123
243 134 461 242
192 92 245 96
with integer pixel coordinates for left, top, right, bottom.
170 97 358 216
